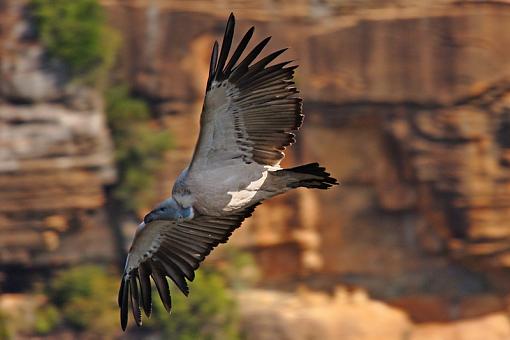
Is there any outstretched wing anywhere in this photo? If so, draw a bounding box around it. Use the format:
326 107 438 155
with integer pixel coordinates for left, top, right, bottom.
118 204 258 330
189 13 303 173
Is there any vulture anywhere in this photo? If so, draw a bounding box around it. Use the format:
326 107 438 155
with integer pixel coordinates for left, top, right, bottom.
118 13 338 330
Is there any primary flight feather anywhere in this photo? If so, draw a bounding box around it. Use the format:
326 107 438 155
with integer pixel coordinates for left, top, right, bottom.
118 13 338 330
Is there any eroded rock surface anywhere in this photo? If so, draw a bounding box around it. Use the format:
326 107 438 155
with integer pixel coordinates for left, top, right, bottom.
2 0 510 337
0 1 116 284
239 288 510 340
103 0 510 326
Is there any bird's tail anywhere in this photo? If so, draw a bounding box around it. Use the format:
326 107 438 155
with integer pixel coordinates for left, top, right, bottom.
282 162 339 190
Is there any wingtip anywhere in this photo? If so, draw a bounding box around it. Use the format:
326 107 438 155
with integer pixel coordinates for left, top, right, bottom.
130 275 143 327
118 278 125 308
120 277 129 331
150 261 173 313
246 26 255 38
120 312 127 331
257 36 273 54
138 263 153 318
207 40 220 88
226 13 235 31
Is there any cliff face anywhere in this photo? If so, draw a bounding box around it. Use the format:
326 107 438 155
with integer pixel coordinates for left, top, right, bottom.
104 0 510 323
3 0 510 337
0 1 116 286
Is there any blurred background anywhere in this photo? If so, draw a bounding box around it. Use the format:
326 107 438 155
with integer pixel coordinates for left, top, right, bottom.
1 0 510 339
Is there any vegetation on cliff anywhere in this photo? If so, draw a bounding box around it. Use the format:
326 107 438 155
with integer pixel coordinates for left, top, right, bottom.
31 0 171 212
46 266 118 335
25 264 242 339
150 270 241 340
105 85 173 212
0 311 10 340
33 304 60 335
30 0 119 84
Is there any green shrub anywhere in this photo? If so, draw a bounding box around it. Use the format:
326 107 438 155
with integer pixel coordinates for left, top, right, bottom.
151 269 240 340
0 310 11 340
47 265 118 337
31 0 120 83
105 85 151 125
31 0 169 213
105 85 173 212
215 247 260 290
33 304 60 335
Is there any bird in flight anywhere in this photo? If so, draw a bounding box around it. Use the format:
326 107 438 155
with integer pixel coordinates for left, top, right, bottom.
118 13 338 330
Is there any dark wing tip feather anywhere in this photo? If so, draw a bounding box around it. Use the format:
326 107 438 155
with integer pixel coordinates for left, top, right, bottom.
224 26 255 77
150 260 172 313
163 259 190 296
230 36 272 82
207 41 219 90
138 263 152 317
130 275 143 327
215 13 236 81
238 48 289 83
118 277 125 308
208 15 273 88
120 276 129 331
155 252 190 296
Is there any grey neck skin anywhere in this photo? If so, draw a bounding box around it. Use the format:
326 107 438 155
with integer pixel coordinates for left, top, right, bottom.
143 197 194 224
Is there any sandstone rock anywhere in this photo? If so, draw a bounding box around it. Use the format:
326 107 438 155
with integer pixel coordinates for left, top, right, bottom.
238 288 510 340
0 293 44 334
0 103 117 268
0 2 68 102
2 0 510 336
388 295 453 322
0 45 68 102
410 313 510 340
0 1 117 276
238 288 412 340
103 1 510 322
458 294 505 319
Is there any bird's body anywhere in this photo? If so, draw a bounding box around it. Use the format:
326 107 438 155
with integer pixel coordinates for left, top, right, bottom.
118 13 338 330
174 163 287 215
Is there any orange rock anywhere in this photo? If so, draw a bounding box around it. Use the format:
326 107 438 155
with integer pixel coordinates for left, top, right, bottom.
410 313 510 340
388 295 452 323
458 294 505 319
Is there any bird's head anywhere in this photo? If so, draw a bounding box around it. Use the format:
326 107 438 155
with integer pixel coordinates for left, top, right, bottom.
143 198 193 224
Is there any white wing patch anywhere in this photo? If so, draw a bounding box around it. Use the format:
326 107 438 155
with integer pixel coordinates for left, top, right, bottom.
225 170 268 211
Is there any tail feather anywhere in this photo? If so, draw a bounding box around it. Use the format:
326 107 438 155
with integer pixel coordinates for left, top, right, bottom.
284 162 339 190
